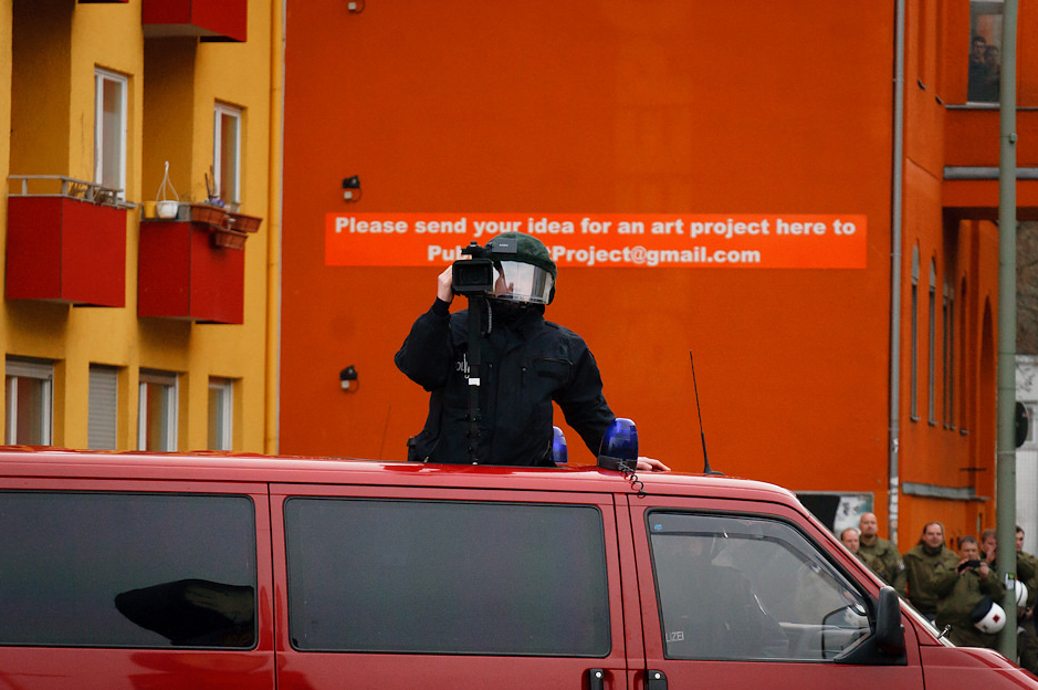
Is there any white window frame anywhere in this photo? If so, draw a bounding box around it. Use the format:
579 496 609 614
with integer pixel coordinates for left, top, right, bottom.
213 102 242 207
94 68 128 199
5 358 54 445
208 378 234 451
138 370 178 452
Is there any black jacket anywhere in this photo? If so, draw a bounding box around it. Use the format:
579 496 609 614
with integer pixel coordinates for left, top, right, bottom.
395 299 615 466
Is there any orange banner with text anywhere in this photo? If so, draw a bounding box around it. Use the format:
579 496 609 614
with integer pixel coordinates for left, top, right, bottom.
325 213 868 269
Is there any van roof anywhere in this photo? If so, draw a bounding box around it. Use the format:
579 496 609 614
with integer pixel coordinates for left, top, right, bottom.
0 446 800 505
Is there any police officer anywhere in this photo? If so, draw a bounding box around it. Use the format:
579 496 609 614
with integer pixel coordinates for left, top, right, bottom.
396 232 668 470
902 522 960 622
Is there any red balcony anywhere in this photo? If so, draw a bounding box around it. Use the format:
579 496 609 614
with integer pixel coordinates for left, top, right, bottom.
142 0 247 42
6 176 128 308
138 212 256 324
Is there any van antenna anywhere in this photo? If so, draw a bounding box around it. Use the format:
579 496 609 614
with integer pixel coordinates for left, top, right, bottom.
690 351 723 476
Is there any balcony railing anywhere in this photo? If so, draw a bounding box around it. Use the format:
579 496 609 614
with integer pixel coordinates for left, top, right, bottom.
9 175 135 209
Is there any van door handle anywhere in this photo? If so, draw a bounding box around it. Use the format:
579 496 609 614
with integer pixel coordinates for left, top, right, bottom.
646 669 668 690
588 668 605 690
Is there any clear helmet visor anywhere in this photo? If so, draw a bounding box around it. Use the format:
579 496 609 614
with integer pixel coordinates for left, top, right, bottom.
490 261 554 304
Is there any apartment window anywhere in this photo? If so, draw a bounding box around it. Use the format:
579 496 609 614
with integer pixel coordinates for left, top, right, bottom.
968 1 1003 103
910 247 920 420
89 365 119 450
928 261 937 424
5 358 54 445
208 378 234 451
214 103 242 207
94 68 128 196
138 370 178 452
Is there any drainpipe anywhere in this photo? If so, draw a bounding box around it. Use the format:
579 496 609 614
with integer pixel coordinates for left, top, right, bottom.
996 0 1019 660
888 0 906 547
266 0 286 454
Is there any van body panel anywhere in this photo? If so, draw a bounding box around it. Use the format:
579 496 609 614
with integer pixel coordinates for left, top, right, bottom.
1 449 1036 689
0 648 274 690
270 483 629 690
921 646 1038 686
0 473 276 690
0 449 797 501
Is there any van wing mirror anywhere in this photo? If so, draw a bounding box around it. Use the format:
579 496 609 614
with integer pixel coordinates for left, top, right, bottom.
835 585 906 666
874 585 906 655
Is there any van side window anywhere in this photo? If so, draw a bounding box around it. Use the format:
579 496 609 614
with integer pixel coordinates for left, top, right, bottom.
284 498 610 656
649 512 870 661
0 492 257 648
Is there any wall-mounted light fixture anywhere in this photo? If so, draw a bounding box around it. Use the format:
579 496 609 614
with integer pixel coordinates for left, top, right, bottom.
347 0 366 12
339 365 358 392
342 176 362 202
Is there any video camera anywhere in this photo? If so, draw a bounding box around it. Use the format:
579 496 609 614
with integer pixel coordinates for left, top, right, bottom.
958 559 983 573
451 237 518 297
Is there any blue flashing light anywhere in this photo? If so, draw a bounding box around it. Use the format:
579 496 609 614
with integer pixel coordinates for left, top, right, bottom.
597 418 638 471
552 426 568 465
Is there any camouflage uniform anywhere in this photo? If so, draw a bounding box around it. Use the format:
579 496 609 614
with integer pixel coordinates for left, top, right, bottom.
902 543 960 619
934 563 1005 649
855 550 888 581
1018 550 1038 610
858 535 908 597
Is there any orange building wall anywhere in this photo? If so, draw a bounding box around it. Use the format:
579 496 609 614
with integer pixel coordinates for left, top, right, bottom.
280 1 897 504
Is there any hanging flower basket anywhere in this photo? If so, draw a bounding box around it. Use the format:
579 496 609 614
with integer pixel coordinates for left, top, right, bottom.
225 211 262 234
210 227 249 250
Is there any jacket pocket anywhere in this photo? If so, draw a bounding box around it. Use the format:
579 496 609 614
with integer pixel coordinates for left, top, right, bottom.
533 357 570 382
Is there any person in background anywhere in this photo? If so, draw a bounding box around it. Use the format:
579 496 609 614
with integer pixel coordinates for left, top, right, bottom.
857 512 907 596
968 35 989 102
1017 526 1038 675
981 528 1036 588
902 521 960 623
840 527 886 578
1017 527 1038 614
934 535 1006 649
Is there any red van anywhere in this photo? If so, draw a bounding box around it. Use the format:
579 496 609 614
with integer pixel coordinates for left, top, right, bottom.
0 447 1032 690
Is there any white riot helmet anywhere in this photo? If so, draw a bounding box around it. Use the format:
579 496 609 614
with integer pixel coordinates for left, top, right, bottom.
1009 577 1029 608
972 597 1007 634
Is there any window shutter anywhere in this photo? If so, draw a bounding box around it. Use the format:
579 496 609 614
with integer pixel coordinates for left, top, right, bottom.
89 366 118 450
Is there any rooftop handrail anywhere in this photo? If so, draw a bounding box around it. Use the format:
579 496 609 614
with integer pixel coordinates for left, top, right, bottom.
8 175 137 210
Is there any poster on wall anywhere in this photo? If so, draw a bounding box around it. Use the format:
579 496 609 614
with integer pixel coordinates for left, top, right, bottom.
325 212 868 270
795 492 875 537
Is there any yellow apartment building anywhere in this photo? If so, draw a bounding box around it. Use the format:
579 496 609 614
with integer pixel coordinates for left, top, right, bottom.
0 0 282 453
